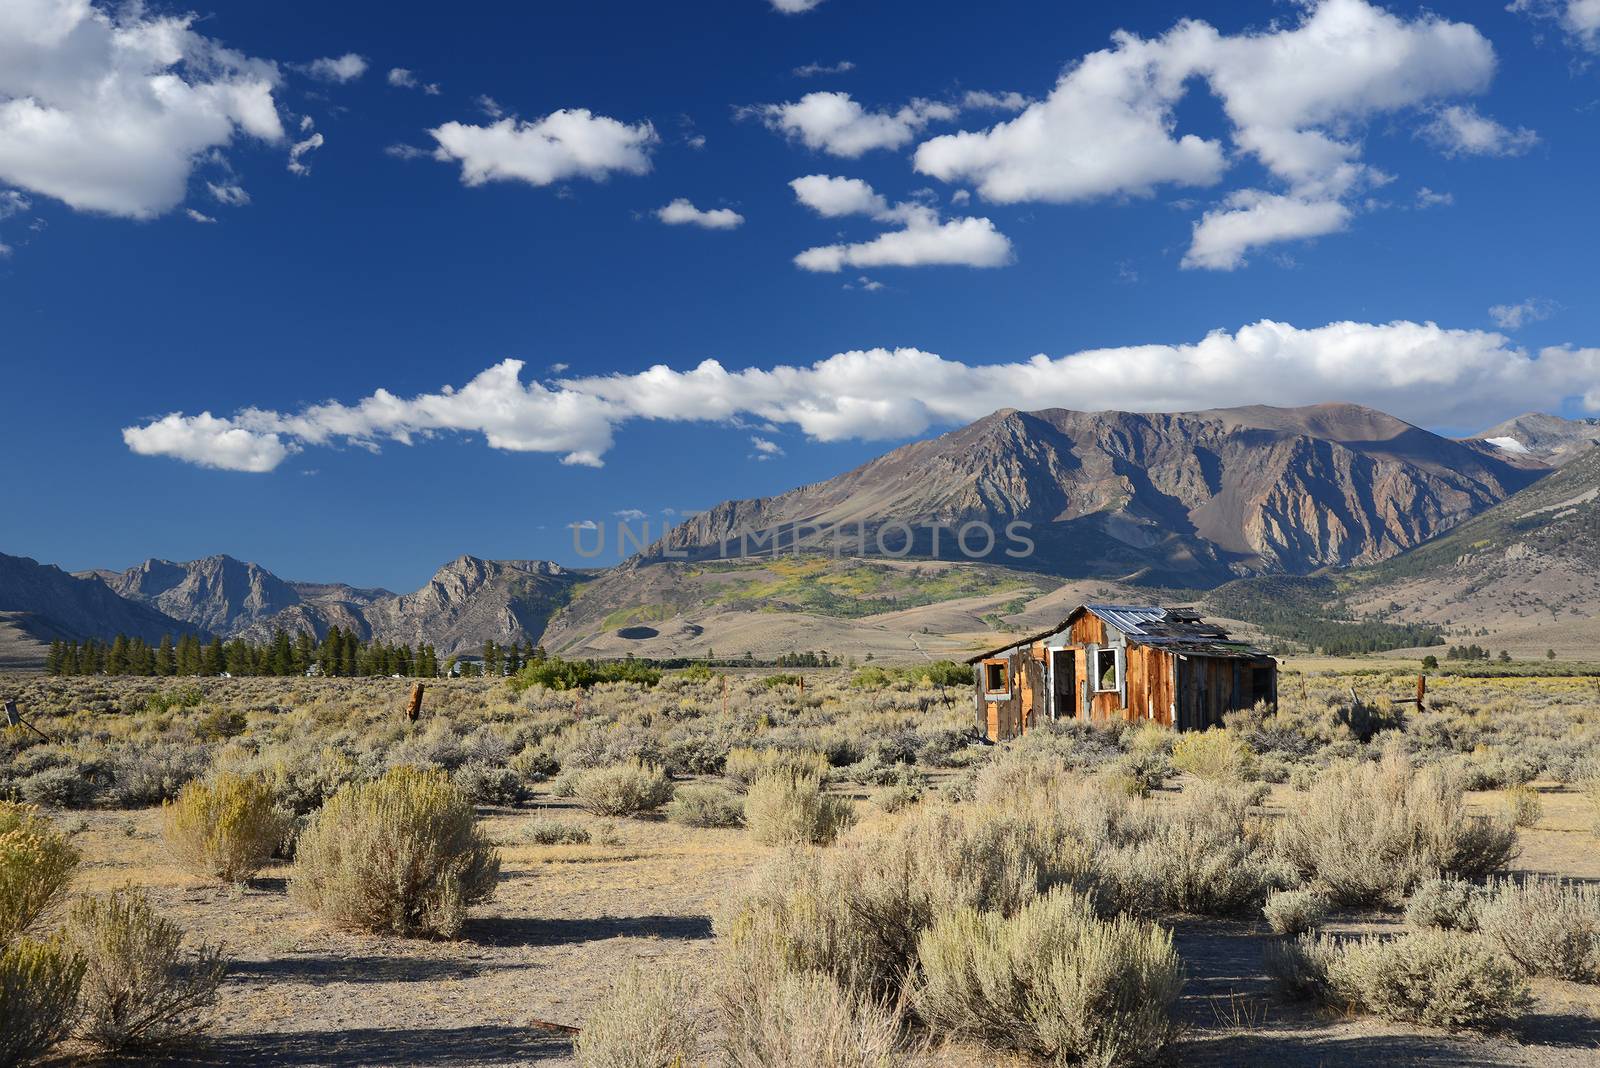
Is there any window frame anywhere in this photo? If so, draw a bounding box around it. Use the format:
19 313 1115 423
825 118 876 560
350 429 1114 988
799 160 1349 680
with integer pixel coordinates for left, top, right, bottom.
982 658 1010 697
1094 646 1123 694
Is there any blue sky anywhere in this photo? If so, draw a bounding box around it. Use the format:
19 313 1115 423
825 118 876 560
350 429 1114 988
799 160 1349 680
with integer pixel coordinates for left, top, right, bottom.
2 0 1598 591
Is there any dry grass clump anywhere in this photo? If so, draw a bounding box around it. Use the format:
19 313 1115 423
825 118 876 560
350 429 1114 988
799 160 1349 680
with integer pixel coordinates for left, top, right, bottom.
0 802 79 945
1476 877 1600 982
1170 730 1255 782
519 815 591 845
568 761 674 818
725 746 831 785
1502 783 1543 828
66 888 226 1052
0 935 84 1068
913 888 1180 1067
665 783 745 828
572 962 698 1068
162 773 290 884
1275 756 1518 907
744 773 854 846
1263 889 1328 937
290 766 499 938
1266 929 1529 1030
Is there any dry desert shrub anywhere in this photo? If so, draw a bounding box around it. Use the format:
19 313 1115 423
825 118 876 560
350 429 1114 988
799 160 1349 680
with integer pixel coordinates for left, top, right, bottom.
869 782 922 813
1096 784 1285 917
1476 876 1600 982
1403 877 1483 932
0 935 84 1068
744 773 854 846
572 962 698 1068
665 783 745 828
162 773 290 884
0 802 79 945
1502 783 1544 828
715 956 908 1068
718 801 1098 1004
725 746 831 785
1275 755 1518 906
568 761 674 818
1583 773 1600 837
66 888 226 1051
103 743 215 809
290 766 499 938
1170 729 1255 782
913 888 1181 1067
1266 929 1528 1030
1262 889 1328 937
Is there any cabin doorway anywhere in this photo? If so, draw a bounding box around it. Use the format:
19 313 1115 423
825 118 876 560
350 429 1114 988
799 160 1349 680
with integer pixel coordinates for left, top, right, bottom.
1050 649 1076 721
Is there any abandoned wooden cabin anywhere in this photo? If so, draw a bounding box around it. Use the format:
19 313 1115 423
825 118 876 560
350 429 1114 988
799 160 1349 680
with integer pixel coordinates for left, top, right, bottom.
967 604 1277 742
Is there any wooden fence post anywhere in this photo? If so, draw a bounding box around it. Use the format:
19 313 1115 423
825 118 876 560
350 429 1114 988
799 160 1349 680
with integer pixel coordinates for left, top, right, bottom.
405 683 425 722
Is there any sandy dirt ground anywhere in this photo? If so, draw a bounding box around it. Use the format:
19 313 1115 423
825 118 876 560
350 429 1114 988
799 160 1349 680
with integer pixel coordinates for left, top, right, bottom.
35 777 1600 1067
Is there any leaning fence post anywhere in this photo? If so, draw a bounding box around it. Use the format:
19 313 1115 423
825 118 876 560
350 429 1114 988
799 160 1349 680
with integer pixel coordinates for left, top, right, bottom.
405 683 425 722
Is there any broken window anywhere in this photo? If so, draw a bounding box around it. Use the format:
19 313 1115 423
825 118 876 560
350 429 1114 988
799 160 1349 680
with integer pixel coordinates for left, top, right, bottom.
983 660 1008 694
1096 648 1121 693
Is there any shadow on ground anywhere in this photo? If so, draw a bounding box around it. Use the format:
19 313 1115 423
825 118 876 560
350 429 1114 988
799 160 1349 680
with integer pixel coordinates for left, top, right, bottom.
227 955 515 986
466 913 713 947
93 1025 572 1066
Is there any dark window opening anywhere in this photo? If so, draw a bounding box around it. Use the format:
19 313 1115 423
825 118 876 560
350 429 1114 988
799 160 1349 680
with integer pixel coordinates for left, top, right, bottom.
984 661 1008 693
1249 665 1274 705
1096 649 1120 692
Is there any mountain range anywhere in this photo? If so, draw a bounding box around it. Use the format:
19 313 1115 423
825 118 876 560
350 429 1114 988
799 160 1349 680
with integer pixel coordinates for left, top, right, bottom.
3 403 1596 667
658 403 1546 584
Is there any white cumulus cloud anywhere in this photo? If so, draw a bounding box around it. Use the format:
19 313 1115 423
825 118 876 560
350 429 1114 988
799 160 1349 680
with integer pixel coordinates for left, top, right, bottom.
305 54 367 83
914 0 1498 268
0 0 286 219
123 412 296 472
656 198 744 229
122 321 1600 472
1184 191 1351 271
755 91 956 158
770 0 826 13
789 176 1012 272
789 174 887 217
795 210 1012 273
429 110 657 188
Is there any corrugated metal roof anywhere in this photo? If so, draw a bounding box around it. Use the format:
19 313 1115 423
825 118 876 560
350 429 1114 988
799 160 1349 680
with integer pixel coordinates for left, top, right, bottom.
965 603 1272 662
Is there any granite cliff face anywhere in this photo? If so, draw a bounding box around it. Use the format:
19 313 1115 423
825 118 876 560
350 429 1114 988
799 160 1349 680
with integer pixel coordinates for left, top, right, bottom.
658 403 1548 584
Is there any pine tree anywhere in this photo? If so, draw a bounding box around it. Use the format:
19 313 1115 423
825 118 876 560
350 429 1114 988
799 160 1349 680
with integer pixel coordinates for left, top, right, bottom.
155 635 175 676
202 637 226 676
107 634 130 675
